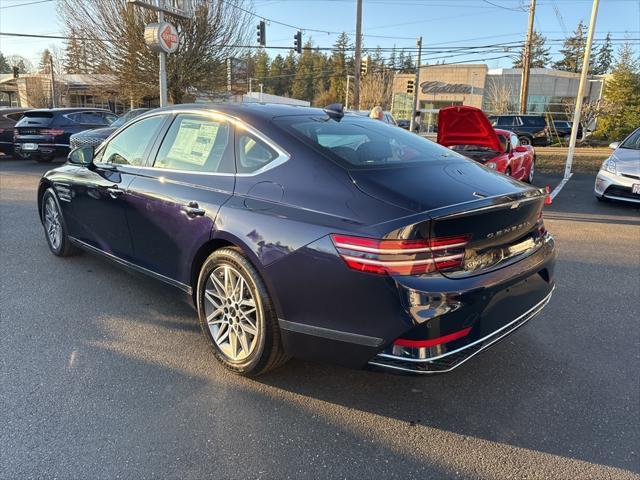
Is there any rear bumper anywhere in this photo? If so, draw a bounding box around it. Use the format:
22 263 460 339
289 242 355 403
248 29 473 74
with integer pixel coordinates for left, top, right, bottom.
14 143 69 159
273 233 556 372
369 287 553 373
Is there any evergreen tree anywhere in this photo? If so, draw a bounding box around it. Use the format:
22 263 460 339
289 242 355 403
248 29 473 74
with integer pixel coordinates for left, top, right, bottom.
513 31 551 69
282 50 297 96
596 41 640 139
553 20 589 72
397 50 406 72
329 32 351 104
401 52 415 73
0 52 11 73
388 47 397 71
371 46 385 73
312 48 329 98
39 49 52 74
268 54 286 96
64 34 87 73
593 33 614 75
253 49 270 92
16 59 28 74
291 40 315 101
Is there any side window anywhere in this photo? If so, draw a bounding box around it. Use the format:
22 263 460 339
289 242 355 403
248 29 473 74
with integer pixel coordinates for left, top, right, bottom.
153 114 232 173
510 134 519 149
7 113 24 122
81 112 109 125
236 132 279 174
102 113 118 125
97 115 165 166
65 113 83 124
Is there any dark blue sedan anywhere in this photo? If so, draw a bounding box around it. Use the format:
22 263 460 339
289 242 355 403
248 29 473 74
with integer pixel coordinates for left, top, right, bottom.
37 103 556 376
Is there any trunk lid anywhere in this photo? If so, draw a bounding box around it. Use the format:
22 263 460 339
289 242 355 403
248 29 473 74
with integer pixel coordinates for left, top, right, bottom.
437 105 502 152
350 160 547 278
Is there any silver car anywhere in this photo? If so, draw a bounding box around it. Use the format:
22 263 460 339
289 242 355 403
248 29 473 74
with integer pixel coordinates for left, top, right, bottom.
595 127 640 204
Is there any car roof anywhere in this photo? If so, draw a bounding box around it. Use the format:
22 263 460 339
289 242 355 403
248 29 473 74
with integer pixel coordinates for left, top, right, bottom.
25 108 112 114
156 103 335 123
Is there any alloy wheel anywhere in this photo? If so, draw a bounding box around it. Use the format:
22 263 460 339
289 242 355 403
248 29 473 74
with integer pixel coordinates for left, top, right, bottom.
203 265 260 361
44 196 62 250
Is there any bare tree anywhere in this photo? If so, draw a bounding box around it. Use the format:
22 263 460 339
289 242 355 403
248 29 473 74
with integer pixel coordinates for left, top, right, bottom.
359 70 394 111
57 0 253 104
563 99 603 140
484 81 515 115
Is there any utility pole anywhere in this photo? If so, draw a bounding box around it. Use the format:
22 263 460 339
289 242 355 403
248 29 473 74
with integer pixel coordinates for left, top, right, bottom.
565 0 599 179
519 0 536 114
345 74 354 109
157 10 168 107
49 55 56 108
353 0 363 110
409 37 422 133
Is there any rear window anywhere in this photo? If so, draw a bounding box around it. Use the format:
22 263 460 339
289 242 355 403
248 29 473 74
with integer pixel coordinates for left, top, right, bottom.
274 115 462 169
15 111 53 127
521 116 546 127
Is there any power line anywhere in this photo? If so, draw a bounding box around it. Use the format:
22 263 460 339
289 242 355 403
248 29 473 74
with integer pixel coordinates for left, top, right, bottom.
481 0 527 11
0 0 54 9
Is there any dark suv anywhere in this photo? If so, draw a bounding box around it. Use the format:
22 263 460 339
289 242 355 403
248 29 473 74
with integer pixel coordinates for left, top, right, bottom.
14 108 118 162
488 114 550 147
0 108 27 156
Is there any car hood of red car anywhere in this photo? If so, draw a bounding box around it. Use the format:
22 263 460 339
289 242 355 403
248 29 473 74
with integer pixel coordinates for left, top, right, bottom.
437 106 502 153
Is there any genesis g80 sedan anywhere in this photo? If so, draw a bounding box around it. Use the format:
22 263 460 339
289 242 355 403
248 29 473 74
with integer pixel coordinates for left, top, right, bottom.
38 103 556 376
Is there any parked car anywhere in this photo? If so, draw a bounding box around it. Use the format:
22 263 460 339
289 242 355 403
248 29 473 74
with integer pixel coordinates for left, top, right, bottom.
594 127 640 204
0 108 28 157
70 108 150 150
350 110 398 126
438 106 536 183
552 120 583 141
14 108 118 162
396 119 410 130
38 103 556 376
488 114 550 146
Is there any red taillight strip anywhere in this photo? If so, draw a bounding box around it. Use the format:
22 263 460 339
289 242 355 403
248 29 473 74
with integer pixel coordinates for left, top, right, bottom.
340 253 464 267
333 242 432 254
393 327 472 348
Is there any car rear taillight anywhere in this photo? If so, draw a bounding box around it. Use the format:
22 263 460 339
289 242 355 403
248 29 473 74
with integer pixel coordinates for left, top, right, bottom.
330 234 470 276
40 128 64 136
536 211 547 236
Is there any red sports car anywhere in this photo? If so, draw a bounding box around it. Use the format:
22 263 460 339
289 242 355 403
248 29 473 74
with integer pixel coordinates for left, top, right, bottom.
437 106 536 183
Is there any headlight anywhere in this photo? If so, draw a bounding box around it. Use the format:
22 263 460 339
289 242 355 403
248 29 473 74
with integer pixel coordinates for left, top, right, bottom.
602 158 617 175
486 162 497 169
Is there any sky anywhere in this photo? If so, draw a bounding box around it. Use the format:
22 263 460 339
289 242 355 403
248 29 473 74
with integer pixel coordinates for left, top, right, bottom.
0 0 638 70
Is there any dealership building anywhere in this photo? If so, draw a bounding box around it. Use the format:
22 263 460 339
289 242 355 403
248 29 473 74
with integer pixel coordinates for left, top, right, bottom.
391 64 604 130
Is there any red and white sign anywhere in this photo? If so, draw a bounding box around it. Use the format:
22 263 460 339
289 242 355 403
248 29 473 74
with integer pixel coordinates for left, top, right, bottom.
144 22 179 54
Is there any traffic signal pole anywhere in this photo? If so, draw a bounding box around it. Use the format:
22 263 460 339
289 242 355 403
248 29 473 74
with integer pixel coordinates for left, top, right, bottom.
565 0 599 179
409 37 422 133
158 10 168 107
353 0 362 110
519 0 536 114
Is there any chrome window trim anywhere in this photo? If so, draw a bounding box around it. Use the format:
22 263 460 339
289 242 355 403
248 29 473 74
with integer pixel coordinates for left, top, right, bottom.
93 108 290 177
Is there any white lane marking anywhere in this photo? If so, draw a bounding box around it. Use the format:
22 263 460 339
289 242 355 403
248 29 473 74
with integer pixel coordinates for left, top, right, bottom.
67 350 78 369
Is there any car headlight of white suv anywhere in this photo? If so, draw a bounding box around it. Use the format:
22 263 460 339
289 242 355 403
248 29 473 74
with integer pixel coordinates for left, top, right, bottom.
602 158 617 175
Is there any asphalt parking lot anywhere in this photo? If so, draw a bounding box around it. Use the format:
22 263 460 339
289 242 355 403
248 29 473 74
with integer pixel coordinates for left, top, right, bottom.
1 158 639 479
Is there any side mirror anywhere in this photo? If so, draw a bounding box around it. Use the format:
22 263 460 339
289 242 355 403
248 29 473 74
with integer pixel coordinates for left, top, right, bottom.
515 145 528 153
68 146 94 166
608 141 620 150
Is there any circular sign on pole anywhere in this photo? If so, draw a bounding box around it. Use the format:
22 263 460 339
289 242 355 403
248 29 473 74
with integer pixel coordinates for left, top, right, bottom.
144 22 179 54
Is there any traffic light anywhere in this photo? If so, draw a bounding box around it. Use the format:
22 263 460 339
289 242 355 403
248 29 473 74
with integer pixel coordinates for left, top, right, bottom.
257 20 266 46
360 56 369 76
294 30 302 54
12 66 19 79
406 79 414 94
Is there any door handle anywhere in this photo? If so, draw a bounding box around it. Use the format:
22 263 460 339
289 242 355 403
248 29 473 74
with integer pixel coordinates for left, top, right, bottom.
107 186 124 199
182 201 205 217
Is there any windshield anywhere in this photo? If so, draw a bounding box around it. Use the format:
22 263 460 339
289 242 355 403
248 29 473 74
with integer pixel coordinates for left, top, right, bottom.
111 109 148 128
620 128 640 150
274 115 462 169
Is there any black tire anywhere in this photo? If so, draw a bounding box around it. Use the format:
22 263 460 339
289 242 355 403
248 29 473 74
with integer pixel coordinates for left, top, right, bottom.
36 156 54 163
525 158 535 184
41 189 79 257
196 247 289 376
518 136 532 146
